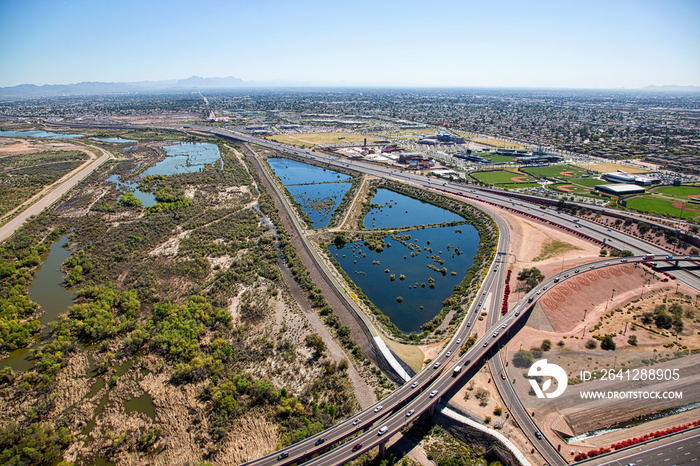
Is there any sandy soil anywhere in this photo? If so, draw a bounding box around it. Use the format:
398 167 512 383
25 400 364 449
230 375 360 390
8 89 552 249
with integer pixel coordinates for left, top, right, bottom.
0 137 82 156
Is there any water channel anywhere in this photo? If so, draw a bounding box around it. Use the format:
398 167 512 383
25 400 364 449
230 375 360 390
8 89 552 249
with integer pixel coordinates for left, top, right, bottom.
0 235 76 371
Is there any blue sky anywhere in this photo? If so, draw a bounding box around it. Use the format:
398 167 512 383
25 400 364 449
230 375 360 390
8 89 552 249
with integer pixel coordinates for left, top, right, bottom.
0 0 698 88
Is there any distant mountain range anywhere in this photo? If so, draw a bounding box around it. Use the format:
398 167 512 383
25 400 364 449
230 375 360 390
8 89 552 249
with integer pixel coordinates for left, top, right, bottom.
1 77 698 98
642 84 700 92
0 76 248 98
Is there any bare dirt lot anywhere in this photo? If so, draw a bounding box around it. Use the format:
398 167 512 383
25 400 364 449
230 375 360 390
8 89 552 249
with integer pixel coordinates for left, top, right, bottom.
0 137 83 156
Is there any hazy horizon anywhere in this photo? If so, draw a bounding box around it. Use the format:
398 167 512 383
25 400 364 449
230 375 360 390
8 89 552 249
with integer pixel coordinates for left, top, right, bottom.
1 0 698 89
2 76 699 92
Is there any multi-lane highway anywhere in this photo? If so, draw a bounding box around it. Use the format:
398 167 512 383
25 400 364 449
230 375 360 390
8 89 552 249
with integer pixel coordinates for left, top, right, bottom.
578 428 700 466
247 255 700 466
51 122 700 465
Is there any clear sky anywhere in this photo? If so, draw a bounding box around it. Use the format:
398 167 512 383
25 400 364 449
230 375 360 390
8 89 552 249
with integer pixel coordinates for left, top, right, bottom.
1 0 698 88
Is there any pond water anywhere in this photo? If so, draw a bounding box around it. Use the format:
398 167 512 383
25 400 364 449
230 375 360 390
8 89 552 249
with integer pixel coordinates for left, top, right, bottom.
364 189 464 230
140 142 222 177
267 158 352 184
0 130 83 139
267 158 353 228
1 235 76 371
91 137 137 143
287 183 352 228
329 224 479 333
125 392 156 420
106 174 157 208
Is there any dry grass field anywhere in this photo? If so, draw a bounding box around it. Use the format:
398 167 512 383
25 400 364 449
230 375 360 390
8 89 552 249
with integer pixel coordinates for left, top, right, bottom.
573 162 650 174
470 137 528 149
266 132 379 146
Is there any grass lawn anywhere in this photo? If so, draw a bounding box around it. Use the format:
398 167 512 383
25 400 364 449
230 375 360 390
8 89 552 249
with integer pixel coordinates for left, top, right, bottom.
625 196 700 219
651 185 700 199
267 132 379 146
490 154 516 163
522 164 587 179
570 177 602 187
471 170 535 184
573 162 650 174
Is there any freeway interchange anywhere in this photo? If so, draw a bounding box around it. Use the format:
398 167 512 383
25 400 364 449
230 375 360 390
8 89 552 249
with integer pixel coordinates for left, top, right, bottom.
248 254 699 466
54 122 700 465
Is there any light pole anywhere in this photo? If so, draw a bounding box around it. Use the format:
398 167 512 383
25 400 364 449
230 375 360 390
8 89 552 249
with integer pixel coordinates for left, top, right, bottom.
611 289 616 301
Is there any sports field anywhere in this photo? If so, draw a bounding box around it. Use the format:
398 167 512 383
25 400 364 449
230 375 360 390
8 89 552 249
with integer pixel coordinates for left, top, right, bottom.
550 183 591 195
572 162 650 174
570 177 601 187
651 185 700 199
490 154 516 163
267 132 379 146
471 170 536 184
625 196 700 219
522 164 587 179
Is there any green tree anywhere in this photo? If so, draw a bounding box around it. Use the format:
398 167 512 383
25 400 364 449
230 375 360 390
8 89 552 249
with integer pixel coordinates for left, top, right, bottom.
669 303 683 317
305 333 326 357
628 335 638 346
512 350 534 368
541 339 552 351
654 311 673 329
517 267 545 291
601 334 616 350
333 233 346 248
119 192 143 208
212 381 238 416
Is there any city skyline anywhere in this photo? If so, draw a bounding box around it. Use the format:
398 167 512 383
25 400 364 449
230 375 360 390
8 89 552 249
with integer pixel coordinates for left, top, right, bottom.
1 0 699 89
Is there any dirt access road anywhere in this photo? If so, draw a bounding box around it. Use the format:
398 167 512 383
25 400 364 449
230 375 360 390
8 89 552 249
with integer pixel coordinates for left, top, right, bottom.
0 144 113 243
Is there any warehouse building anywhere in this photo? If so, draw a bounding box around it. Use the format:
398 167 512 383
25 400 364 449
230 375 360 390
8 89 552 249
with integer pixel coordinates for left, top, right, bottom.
601 171 661 186
595 184 646 196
